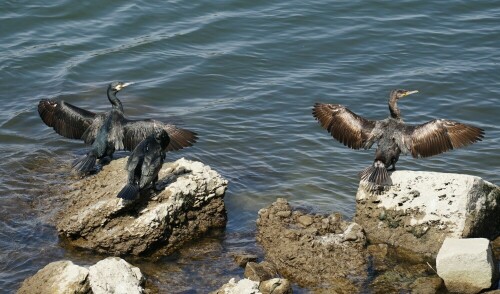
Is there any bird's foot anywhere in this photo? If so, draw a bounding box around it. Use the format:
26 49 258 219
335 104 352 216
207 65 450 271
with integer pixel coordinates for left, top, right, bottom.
98 157 112 165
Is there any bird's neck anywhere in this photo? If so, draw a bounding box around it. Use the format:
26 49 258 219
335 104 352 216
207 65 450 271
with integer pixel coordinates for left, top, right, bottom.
107 88 123 112
388 96 401 119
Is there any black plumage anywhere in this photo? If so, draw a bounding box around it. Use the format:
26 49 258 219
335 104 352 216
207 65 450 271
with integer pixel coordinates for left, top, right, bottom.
313 89 484 190
38 82 198 173
117 129 169 200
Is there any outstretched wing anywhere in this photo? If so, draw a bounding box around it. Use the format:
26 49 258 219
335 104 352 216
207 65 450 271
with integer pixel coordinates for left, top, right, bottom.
122 119 198 152
38 99 96 139
313 103 377 149
400 119 484 158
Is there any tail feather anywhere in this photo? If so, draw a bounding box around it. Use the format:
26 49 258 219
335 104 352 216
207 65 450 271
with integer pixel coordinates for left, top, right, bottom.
117 184 140 200
72 153 97 173
359 161 390 187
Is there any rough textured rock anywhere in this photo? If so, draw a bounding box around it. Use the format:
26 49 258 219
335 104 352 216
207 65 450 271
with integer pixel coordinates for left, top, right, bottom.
355 171 500 257
256 198 367 291
436 238 498 293
57 157 228 255
89 257 145 294
210 278 261 294
17 260 90 294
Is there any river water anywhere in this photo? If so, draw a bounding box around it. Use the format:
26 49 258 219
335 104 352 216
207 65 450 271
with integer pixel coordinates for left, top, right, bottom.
1 1 499 292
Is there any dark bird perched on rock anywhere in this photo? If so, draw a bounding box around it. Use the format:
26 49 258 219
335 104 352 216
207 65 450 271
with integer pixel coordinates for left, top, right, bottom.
38 82 197 173
117 129 169 200
313 89 484 190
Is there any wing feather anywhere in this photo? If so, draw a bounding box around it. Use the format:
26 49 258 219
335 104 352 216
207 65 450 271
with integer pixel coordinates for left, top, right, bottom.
122 119 198 152
402 119 484 158
312 103 377 149
38 99 96 139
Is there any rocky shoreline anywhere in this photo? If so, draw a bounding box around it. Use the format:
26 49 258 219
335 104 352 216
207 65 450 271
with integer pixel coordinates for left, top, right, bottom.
18 165 500 293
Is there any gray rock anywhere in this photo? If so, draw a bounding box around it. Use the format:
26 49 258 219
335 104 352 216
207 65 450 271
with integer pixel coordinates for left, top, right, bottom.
436 238 498 293
89 257 145 294
17 260 90 294
258 278 292 294
355 171 500 257
57 158 228 255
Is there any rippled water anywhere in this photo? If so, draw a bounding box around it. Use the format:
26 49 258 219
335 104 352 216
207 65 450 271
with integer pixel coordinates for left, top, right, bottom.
1 1 499 292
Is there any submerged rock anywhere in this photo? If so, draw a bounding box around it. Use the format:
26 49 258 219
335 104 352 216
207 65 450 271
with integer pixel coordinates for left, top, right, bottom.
17 258 145 294
256 198 367 291
17 260 90 294
436 238 498 293
244 261 278 282
355 171 500 257
230 252 259 268
56 157 228 256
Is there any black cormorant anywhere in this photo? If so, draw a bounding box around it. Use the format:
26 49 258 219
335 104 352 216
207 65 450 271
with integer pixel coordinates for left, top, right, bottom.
117 129 169 200
38 82 197 173
312 89 484 190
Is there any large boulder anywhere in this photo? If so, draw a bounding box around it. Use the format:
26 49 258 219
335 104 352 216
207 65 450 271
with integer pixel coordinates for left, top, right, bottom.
355 171 500 257
17 258 145 294
256 198 367 291
17 260 90 294
436 238 498 293
57 157 228 256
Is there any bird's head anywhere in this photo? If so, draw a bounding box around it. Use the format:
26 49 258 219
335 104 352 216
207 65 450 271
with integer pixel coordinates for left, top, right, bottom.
390 89 419 100
109 81 133 92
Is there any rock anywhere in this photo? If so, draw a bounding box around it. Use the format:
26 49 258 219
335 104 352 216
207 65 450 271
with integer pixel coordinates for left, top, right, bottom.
367 243 389 271
436 238 498 293
355 171 500 257
89 257 145 294
230 252 258 268
57 157 228 255
18 257 147 294
256 198 367 290
17 260 90 294
410 277 443 294
258 278 292 294
370 263 432 293
297 215 313 227
244 261 278 282
210 278 261 294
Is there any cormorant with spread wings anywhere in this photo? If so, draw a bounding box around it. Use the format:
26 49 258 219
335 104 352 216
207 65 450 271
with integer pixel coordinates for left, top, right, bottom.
38 82 197 173
313 89 484 190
